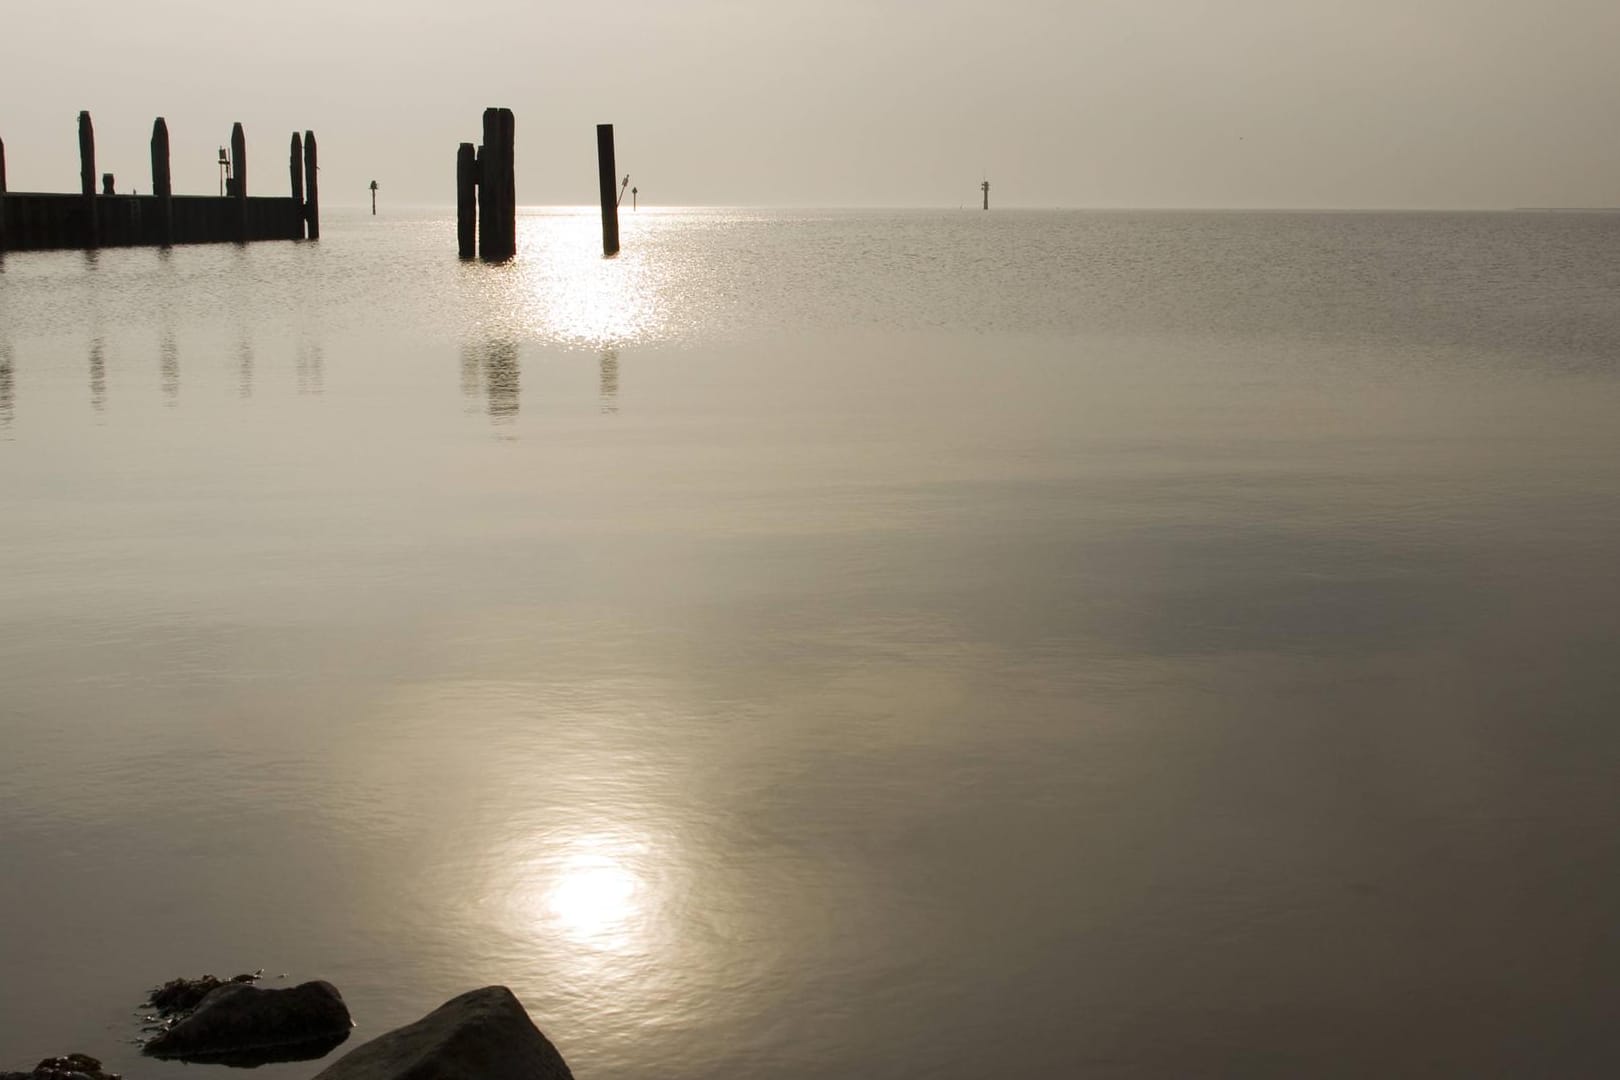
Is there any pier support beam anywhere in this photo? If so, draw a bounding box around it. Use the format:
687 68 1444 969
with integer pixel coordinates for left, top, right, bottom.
151 118 173 245
596 124 619 257
303 131 319 240
79 111 98 247
231 122 248 242
456 142 477 259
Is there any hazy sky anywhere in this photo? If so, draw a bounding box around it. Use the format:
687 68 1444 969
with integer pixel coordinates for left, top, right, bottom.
2 0 1617 208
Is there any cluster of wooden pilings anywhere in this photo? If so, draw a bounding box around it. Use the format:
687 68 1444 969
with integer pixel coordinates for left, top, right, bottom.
0 111 318 252
458 108 516 261
455 110 623 261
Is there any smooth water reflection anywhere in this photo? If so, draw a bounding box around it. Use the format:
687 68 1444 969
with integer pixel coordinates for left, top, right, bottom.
3 210 1620 1078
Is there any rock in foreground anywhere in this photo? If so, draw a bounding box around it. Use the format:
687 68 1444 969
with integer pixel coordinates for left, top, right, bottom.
1 1054 121 1080
314 986 574 1080
144 980 352 1065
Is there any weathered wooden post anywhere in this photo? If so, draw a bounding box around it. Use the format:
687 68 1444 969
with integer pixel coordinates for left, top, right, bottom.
596 124 619 256
289 133 304 202
369 179 378 215
631 185 637 211
981 179 989 210
151 118 173 245
456 142 477 258
79 111 98 247
303 131 319 240
230 122 248 242
477 108 515 260
101 173 115 195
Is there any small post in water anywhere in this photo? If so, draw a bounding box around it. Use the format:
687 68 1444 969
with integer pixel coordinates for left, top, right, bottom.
456 142 477 259
303 131 319 240
79 111 98 247
596 123 618 257
370 179 378 215
981 179 989 210
152 118 173 245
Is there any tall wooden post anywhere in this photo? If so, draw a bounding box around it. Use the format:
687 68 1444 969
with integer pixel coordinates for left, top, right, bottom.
456 142 477 258
981 180 989 210
596 124 618 256
289 133 304 203
369 180 378 215
303 131 319 240
151 118 173 245
477 108 515 261
79 111 98 247
0 135 8 253
230 122 248 242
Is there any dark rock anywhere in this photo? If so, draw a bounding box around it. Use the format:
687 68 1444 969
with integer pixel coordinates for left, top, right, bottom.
1 1055 120 1080
146 971 261 1015
143 980 352 1066
313 986 573 1080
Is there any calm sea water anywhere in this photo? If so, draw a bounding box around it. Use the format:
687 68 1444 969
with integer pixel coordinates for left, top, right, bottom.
3 209 1620 1078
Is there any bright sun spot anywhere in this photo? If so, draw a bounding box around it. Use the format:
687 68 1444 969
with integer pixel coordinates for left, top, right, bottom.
544 850 643 945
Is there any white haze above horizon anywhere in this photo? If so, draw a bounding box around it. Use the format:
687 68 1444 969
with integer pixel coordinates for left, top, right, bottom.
1 0 1617 210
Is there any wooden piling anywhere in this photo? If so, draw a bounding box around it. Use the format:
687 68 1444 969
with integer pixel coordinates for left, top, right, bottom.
1 135 7 253
230 122 248 242
596 124 619 257
289 133 304 206
456 142 477 258
151 118 173 245
303 131 319 240
101 173 115 196
79 111 98 247
477 108 515 261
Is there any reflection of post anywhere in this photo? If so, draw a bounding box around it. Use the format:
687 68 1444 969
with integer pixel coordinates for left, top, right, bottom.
238 338 254 398
596 124 619 256
0 341 13 430
599 349 618 414
482 340 519 422
89 338 106 412
160 331 179 405
297 340 324 395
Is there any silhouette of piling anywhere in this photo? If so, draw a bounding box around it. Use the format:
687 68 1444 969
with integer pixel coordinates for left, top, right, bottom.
477 108 515 261
78 111 97 247
101 173 115 196
596 124 618 257
369 180 378 215
289 132 304 206
303 131 319 240
1 135 7 253
981 179 989 211
151 118 173 245
230 122 248 242
456 142 477 258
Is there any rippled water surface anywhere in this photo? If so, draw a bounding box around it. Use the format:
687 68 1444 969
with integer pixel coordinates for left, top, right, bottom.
3 209 1620 1077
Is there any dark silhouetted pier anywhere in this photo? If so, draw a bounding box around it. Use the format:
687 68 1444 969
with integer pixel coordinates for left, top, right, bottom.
0 112 318 252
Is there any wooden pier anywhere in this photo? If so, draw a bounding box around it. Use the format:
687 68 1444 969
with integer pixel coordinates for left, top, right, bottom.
0 111 318 253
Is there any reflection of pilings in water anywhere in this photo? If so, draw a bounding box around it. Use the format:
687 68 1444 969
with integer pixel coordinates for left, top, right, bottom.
238 338 254 398
459 342 481 407
482 340 520 422
599 349 619 414
0 342 14 431
89 338 106 412
297 340 324 395
160 331 179 405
